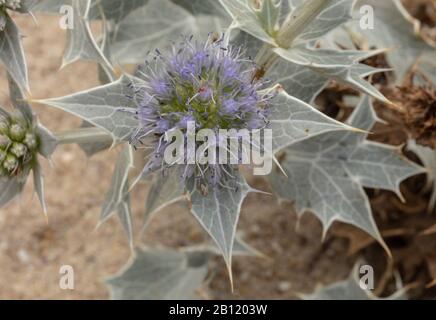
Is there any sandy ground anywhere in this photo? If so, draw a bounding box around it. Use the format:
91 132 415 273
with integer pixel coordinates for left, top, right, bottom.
0 13 388 299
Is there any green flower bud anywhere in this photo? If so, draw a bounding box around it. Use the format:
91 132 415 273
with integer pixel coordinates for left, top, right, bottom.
3 153 18 172
10 142 27 158
10 109 27 126
9 123 26 141
0 149 6 162
23 132 37 150
0 134 11 149
0 119 9 135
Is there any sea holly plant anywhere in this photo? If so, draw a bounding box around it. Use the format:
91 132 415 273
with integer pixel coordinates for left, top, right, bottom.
0 0 433 299
0 75 57 213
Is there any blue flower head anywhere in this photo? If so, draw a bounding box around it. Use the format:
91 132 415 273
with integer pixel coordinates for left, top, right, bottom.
130 36 273 189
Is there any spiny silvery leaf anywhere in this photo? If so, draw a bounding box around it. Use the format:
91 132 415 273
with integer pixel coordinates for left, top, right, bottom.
188 169 253 284
99 144 133 226
220 0 354 47
205 235 264 258
227 1 388 103
32 0 148 23
144 167 185 228
7 72 33 121
97 18 114 84
0 173 27 207
408 140 436 214
219 0 278 46
416 56 436 85
303 263 408 300
36 75 140 142
62 0 114 75
143 169 262 258
273 46 390 103
110 0 226 65
234 30 387 103
35 123 58 158
284 0 353 46
273 47 381 68
353 0 435 83
269 86 356 153
32 163 47 217
268 57 328 103
117 182 134 248
106 248 209 300
0 13 29 93
269 96 424 248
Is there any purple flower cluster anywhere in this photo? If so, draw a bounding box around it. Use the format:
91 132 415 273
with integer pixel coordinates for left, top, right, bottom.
130 36 272 189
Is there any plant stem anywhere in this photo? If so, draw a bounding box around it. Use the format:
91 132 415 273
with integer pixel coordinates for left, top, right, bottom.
277 0 327 48
54 127 114 145
254 0 329 77
254 43 280 73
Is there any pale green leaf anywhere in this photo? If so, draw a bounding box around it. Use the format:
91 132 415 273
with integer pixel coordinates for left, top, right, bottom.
303 263 407 300
269 87 354 153
117 183 134 248
290 0 354 45
106 248 209 300
269 96 423 245
0 14 29 92
273 46 380 68
273 46 389 102
37 75 140 142
77 122 113 157
89 0 149 22
36 123 58 158
172 0 229 17
354 0 435 83
63 0 113 73
219 0 277 46
110 0 223 65
144 167 185 228
269 59 328 103
0 175 27 207
33 163 47 216
408 140 436 214
100 145 133 224
7 72 33 122
254 0 282 36
188 169 251 277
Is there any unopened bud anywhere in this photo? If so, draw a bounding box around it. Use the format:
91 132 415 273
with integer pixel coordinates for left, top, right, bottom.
23 132 37 150
10 142 27 158
0 119 9 135
0 149 6 162
9 123 25 141
0 134 11 149
10 109 27 125
3 154 18 172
